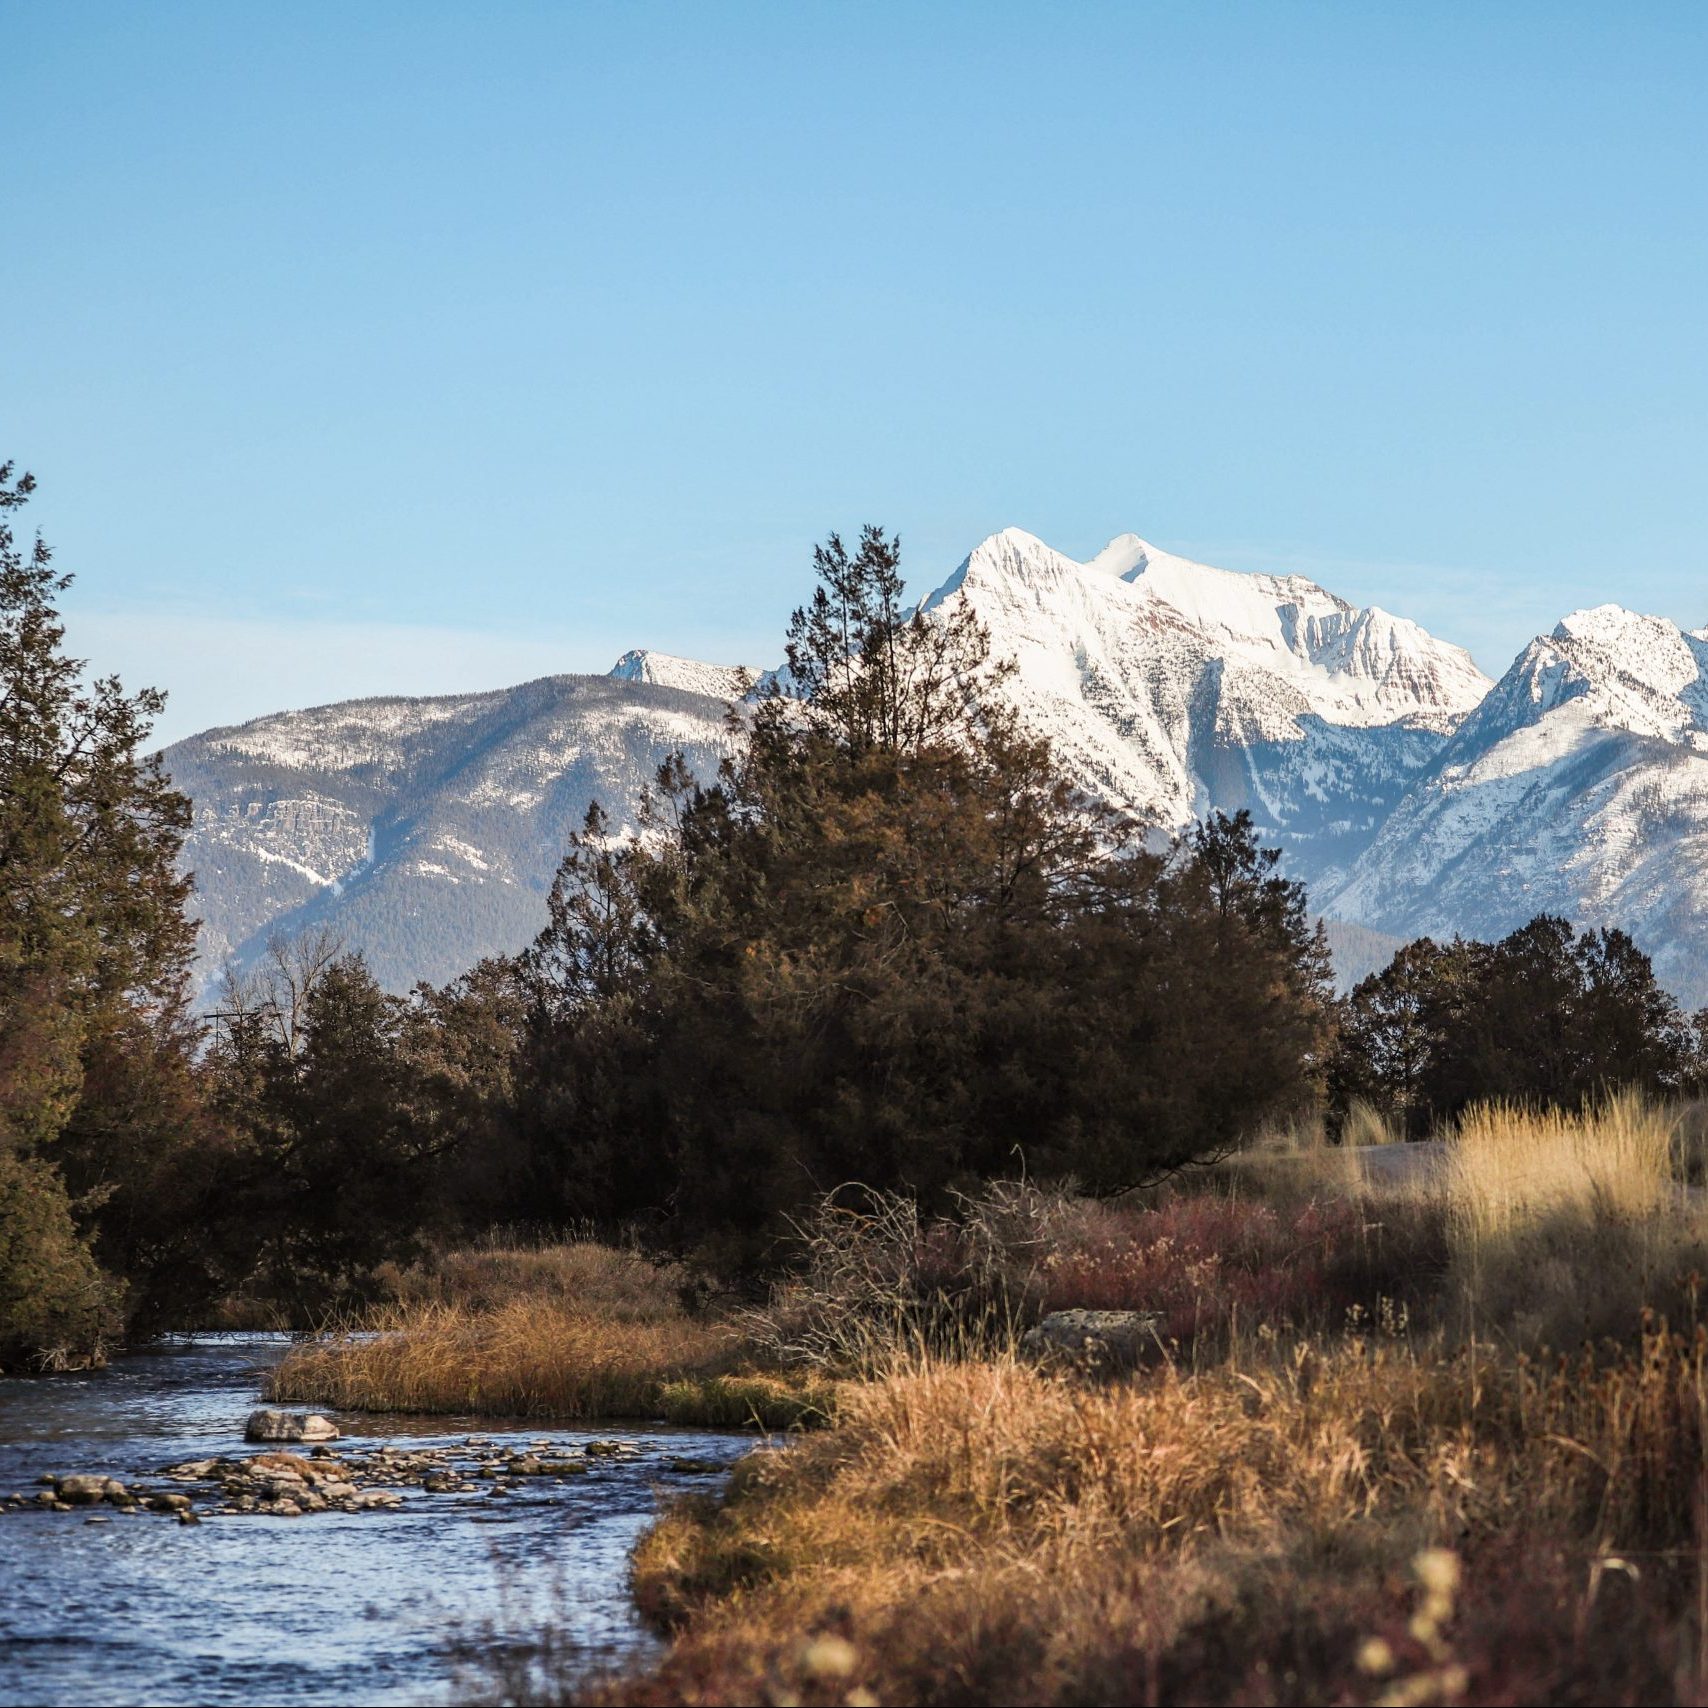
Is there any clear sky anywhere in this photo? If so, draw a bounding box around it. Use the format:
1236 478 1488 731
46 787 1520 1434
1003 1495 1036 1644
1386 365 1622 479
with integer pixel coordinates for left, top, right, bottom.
5 2 1705 746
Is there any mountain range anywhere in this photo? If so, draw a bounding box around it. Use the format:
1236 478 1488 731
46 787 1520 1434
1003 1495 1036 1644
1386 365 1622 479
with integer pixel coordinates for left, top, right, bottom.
162 528 1708 1003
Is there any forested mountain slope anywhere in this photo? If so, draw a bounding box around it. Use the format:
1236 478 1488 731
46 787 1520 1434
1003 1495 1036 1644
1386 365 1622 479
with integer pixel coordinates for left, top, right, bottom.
165 674 737 996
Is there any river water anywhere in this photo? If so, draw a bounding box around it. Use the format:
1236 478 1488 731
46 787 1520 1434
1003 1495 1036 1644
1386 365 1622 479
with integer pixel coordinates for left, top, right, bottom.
0 1336 749 1706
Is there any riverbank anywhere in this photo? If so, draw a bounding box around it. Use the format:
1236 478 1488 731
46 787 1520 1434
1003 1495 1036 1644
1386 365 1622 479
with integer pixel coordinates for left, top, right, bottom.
588 1102 1708 1706
600 1330 1701 1706
272 1099 1708 1705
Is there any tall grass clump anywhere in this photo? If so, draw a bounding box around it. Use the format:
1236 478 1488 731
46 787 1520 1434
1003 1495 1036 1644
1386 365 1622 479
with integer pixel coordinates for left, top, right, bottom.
1449 1092 1678 1240
265 1238 840 1425
1445 1094 1708 1345
1214 1120 1373 1205
1340 1095 1404 1148
375 1237 694 1321
743 1182 1087 1375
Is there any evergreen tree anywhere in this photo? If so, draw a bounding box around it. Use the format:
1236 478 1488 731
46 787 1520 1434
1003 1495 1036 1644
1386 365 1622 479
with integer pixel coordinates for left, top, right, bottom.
203 936 457 1313
0 463 197 1363
1333 915 1692 1130
519 528 1333 1258
1330 938 1459 1138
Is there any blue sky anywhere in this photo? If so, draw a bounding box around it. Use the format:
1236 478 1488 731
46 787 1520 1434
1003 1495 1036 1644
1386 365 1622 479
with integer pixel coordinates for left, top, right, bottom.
5 2 1706 745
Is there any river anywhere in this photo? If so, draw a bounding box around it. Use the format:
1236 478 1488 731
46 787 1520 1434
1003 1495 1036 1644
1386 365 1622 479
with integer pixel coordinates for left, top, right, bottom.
0 1336 749 1706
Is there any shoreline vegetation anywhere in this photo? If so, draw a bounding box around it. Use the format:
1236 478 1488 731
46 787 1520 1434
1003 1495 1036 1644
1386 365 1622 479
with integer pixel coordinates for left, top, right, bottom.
272 1096 1708 1706
265 1243 835 1430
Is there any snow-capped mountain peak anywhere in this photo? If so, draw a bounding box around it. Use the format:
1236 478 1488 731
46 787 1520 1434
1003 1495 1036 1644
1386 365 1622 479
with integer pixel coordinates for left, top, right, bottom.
608 648 752 702
918 527 1490 876
1083 532 1153 578
1547 606 1708 731
163 522 1708 1010
1323 600 1708 1001
932 528 1488 732
1444 606 1708 756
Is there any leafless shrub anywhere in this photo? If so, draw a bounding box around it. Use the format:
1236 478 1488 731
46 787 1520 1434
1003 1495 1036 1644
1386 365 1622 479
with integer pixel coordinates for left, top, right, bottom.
741 1180 1099 1375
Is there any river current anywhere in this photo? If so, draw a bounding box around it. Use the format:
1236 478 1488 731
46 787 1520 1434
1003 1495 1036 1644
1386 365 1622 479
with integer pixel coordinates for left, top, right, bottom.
0 1336 748 1706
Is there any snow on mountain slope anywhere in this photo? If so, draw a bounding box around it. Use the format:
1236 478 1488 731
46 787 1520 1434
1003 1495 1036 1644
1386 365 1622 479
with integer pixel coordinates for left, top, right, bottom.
921 528 1489 884
609 648 752 702
165 526 1497 999
167 674 737 997
1322 607 1708 1001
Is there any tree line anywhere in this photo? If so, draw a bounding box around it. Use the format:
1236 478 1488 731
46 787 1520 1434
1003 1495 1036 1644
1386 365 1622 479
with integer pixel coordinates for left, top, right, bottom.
1 471 1700 1366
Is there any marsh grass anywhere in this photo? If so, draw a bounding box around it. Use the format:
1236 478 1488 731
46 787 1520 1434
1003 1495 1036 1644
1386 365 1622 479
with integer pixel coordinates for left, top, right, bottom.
265 1240 835 1426
266 1297 735 1418
373 1237 695 1321
1448 1092 1679 1242
657 1373 836 1431
1438 1095 1708 1347
576 1097 1708 1705
277 1100 1708 1703
603 1324 1708 1705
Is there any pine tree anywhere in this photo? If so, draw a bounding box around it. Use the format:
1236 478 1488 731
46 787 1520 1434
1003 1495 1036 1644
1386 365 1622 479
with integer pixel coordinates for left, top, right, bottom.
1332 915 1692 1130
0 463 197 1362
519 528 1334 1259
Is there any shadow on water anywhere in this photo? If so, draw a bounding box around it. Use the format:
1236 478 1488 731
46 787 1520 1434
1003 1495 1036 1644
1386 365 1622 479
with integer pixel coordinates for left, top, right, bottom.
0 1336 749 1707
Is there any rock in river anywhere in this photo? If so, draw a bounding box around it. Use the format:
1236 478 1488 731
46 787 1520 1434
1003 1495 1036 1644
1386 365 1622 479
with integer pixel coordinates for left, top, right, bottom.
243 1408 340 1443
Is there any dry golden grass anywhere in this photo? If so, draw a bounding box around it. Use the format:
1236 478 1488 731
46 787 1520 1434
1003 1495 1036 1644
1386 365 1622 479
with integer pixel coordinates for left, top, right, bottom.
657 1373 836 1431
1447 1092 1680 1244
1212 1125 1370 1206
274 1107 1708 1702
1340 1095 1404 1148
592 1325 1708 1706
266 1241 837 1426
1433 1095 1708 1347
553 1101 1708 1705
375 1238 694 1322
266 1297 735 1419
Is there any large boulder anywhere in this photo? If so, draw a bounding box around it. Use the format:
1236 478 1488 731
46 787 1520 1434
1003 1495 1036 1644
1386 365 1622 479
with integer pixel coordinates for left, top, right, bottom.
1019 1309 1159 1372
243 1408 340 1443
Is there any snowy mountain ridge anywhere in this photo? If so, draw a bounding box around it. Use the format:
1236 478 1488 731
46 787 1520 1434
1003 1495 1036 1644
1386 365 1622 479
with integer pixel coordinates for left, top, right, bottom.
918 527 1489 886
166 674 739 996
609 648 754 703
164 525 1708 1002
1323 602 1708 1000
